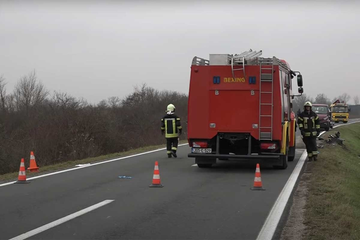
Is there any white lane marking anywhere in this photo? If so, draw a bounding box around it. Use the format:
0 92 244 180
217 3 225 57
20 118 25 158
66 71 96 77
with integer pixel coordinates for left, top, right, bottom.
333 120 360 129
9 199 114 240
0 144 188 188
256 150 307 240
191 164 197 167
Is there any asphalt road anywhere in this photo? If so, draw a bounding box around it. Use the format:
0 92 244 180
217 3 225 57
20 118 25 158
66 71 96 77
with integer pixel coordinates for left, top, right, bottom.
0 145 306 240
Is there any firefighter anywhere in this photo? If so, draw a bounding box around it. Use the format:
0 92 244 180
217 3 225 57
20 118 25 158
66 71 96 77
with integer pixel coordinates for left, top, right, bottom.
161 104 182 158
297 101 321 161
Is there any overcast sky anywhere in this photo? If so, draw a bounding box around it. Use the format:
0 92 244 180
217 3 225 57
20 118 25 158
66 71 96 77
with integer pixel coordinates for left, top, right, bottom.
0 0 359 104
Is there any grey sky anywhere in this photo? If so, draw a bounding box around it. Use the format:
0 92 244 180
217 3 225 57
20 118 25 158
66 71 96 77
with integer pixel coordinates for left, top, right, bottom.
1 0 359 104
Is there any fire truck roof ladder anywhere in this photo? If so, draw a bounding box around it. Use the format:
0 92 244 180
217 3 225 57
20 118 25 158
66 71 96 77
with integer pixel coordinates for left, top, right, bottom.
259 57 274 141
192 56 209 66
231 49 263 79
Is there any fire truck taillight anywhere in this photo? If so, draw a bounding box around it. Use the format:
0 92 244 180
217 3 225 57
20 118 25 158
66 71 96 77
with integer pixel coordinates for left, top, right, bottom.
193 142 208 148
260 143 277 150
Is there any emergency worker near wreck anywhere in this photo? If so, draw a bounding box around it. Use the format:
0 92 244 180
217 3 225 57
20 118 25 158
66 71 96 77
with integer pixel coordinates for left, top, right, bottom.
161 104 182 158
297 101 320 161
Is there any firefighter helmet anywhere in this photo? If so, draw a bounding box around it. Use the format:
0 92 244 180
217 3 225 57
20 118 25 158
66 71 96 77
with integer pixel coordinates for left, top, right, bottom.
304 101 312 107
167 104 175 112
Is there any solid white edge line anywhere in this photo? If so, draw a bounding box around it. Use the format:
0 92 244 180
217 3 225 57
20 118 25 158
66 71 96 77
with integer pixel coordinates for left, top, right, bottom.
256 150 307 240
0 144 188 188
9 199 114 240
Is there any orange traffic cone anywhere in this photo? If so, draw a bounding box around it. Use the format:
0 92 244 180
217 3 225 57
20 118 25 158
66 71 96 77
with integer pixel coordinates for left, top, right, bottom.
251 163 265 190
28 151 39 172
15 158 30 184
149 161 163 188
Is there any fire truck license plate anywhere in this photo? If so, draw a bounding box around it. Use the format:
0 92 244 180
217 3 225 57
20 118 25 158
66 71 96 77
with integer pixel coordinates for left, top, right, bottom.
191 148 212 154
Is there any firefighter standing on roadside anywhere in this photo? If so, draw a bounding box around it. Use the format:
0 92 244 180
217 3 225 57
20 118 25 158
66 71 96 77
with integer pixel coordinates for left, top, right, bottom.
161 104 182 158
297 101 321 161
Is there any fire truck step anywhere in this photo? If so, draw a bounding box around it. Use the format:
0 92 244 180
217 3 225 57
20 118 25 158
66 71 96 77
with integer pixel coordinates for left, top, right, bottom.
260 132 272 139
261 74 273 80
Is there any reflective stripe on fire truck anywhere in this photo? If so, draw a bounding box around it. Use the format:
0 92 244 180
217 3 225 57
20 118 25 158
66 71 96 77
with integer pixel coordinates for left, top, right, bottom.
291 120 296 147
281 121 289 155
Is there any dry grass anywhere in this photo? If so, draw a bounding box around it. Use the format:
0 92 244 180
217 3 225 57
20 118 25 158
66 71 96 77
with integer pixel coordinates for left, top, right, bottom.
303 123 360 240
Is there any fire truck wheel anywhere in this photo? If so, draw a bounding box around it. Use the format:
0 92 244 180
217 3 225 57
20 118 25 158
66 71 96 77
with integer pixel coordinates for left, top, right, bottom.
277 154 288 169
197 164 212 168
288 147 295 162
288 135 296 162
274 138 289 169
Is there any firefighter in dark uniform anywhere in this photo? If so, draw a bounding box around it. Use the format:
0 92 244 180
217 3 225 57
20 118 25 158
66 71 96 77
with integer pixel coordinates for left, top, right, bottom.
297 101 321 161
161 104 182 158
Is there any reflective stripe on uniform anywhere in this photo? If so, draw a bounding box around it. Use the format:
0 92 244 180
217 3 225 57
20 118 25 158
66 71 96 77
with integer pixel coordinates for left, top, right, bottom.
165 118 178 138
298 124 303 128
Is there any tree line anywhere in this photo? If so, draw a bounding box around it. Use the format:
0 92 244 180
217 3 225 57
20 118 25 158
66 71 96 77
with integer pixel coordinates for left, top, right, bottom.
0 72 188 175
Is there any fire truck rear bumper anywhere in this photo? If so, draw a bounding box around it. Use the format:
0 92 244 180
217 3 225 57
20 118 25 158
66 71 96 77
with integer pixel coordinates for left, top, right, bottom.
188 153 280 160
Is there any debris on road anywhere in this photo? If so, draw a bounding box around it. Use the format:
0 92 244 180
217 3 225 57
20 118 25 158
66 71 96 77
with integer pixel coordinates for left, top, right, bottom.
324 131 345 145
118 176 132 179
75 163 91 167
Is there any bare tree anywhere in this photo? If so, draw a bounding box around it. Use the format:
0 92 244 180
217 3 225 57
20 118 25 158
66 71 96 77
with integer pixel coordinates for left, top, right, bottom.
293 94 313 115
14 71 49 111
314 93 331 105
107 96 122 108
354 95 359 105
0 75 7 111
336 93 351 104
0 78 188 174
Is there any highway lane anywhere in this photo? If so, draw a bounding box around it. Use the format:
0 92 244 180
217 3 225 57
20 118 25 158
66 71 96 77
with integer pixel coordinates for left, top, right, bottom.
0 146 306 240
5 120 360 240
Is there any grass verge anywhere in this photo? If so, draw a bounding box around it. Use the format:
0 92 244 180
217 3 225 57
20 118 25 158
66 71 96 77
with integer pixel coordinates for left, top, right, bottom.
0 140 188 184
303 123 360 240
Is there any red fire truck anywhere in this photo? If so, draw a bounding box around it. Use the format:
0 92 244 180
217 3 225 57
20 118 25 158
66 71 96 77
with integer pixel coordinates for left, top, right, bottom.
187 50 304 169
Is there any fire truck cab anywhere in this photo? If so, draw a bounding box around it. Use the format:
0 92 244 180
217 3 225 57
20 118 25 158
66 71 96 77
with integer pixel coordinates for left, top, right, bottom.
187 50 304 169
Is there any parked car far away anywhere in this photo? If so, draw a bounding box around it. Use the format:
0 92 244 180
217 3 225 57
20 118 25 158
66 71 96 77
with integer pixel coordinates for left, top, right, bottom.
312 104 332 131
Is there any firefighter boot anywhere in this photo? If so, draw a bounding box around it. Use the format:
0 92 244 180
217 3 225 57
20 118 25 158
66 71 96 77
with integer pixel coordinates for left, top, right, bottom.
308 156 313 162
168 153 172 158
313 155 317 161
172 150 177 158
